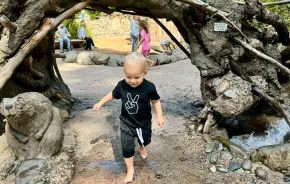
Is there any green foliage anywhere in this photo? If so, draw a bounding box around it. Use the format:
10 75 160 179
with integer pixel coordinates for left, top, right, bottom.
260 0 290 28
85 9 101 19
63 19 80 39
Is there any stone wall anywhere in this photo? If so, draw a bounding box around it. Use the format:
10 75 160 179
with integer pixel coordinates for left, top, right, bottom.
85 13 183 43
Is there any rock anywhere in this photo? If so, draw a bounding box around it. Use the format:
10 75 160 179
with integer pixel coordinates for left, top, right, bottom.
156 54 172 65
209 166 217 173
107 54 125 67
242 160 252 171
201 134 213 143
192 99 205 108
147 55 158 64
211 127 229 141
284 132 290 143
60 110 69 122
189 125 195 131
250 144 290 172
77 52 95 65
223 90 233 98
0 93 63 160
209 72 265 117
217 166 229 173
205 142 215 153
210 151 220 164
15 159 45 184
255 167 267 180
171 49 188 62
91 52 110 65
229 162 241 171
216 136 248 158
284 176 290 182
218 151 233 166
64 51 77 63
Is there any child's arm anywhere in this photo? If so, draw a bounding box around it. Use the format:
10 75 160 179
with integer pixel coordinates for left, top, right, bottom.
151 100 165 127
146 58 156 69
93 91 114 111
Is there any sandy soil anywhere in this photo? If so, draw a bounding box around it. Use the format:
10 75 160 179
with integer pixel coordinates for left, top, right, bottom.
57 56 285 184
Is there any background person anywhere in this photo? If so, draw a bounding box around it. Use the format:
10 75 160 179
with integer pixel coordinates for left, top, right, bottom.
78 21 97 50
56 23 71 53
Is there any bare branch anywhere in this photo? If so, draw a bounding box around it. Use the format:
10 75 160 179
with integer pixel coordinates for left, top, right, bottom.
0 15 17 32
176 0 250 42
175 0 230 16
233 37 290 77
236 0 290 6
0 1 87 90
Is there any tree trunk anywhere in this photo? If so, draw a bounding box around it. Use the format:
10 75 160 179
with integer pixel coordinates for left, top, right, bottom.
0 0 289 135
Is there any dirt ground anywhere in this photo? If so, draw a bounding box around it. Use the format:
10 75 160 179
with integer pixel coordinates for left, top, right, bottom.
56 38 284 183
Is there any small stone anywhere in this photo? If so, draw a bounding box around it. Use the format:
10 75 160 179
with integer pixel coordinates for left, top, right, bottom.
209 166 217 173
242 160 252 171
229 162 241 171
210 151 220 164
284 176 290 182
217 166 229 173
197 124 204 132
201 134 213 143
223 90 233 98
255 167 267 180
60 110 69 121
205 142 215 153
189 125 196 131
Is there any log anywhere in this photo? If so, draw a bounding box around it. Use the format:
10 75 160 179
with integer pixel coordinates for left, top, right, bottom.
233 37 290 77
53 53 66 59
0 15 17 32
153 18 191 58
0 1 87 90
236 0 290 6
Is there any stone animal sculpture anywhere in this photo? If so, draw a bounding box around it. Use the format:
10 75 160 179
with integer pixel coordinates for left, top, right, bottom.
0 92 63 160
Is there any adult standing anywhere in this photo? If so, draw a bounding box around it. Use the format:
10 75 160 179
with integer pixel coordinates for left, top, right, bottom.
130 16 140 52
78 21 97 50
56 23 71 53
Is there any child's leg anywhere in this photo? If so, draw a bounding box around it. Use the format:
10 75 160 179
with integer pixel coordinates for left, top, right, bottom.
124 157 134 183
120 123 136 183
137 126 152 159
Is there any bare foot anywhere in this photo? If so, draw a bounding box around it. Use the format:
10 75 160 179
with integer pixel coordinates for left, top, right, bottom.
138 145 147 159
124 169 134 183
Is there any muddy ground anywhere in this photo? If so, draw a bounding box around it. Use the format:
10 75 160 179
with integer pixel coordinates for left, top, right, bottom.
57 55 285 183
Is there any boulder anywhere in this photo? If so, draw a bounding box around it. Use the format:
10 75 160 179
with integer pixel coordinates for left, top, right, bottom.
65 51 78 63
251 144 290 172
107 54 125 67
91 52 110 65
77 52 95 65
171 49 188 62
156 54 172 65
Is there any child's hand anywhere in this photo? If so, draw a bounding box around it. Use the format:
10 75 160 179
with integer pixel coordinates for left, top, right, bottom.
157 116 165 128
93 103 102 111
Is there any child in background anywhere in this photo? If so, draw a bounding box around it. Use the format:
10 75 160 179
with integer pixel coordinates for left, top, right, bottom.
138 20 151 56
93 52 165 183
138 20 155 67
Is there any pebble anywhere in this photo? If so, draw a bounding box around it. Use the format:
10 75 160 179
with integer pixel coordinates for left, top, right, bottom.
205 143 215 153
201 134 213 143
210 151 220 164
223 90 233 98
255 167 267 180
209 166 217 173
284 176 290 182
189 125 196 131
242 160 252 171
229 162 241 171
217 166 229 173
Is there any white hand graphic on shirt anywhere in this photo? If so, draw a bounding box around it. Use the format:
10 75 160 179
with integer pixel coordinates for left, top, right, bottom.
125 93 139 114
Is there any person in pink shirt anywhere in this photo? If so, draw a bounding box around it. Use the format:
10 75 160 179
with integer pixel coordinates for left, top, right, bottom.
138 20 151 56
137 20 155 68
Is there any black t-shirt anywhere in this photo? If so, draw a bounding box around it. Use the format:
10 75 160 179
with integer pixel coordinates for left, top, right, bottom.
112 79 160 128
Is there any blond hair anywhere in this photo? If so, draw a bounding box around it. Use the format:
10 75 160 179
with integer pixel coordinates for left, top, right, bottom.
124 52 148 70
